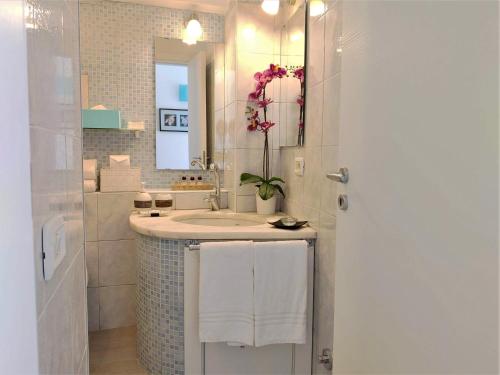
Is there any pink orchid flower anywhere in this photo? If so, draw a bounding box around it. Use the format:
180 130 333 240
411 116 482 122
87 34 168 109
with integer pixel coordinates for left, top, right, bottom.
257 98 273 108
260 121 275 132
293 66 305 83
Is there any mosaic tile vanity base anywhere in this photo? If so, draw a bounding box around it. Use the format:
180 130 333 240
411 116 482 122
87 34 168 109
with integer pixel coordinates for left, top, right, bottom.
137 235 185 375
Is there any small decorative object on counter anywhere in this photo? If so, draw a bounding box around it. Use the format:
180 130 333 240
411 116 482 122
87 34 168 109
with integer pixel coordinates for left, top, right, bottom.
281 216 298 226
268 217 308 230
134 182 152 215
155 193 173 214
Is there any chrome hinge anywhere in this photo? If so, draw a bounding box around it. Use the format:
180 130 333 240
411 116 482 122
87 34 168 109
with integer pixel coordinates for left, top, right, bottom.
318 348 333 371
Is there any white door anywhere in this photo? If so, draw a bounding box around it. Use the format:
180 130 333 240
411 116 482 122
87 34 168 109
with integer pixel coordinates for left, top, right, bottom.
333 1 498 374
188 51 207 167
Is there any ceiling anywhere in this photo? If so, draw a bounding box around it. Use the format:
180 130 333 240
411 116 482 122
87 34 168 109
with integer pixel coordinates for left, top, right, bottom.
115 0 231 14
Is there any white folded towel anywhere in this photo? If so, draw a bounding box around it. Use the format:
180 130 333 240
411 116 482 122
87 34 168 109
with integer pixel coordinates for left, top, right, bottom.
254 240 308 347
84 179 96 193
109 155 130 169
199 241 254 346
83 159 97 180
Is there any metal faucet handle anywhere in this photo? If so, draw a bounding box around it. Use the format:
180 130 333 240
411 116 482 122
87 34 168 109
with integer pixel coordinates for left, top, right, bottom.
191 158 207 170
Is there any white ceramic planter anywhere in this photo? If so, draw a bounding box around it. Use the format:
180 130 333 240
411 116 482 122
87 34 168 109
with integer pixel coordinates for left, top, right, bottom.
256 193 276 215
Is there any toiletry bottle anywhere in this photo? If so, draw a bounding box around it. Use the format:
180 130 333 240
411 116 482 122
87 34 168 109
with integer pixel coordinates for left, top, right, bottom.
134 182 152 214
181 176 188 189
155 193 173 214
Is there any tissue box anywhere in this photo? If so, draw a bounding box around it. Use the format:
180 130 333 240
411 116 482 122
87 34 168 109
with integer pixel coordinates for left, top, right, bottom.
100 168 141 192
82 109 121 129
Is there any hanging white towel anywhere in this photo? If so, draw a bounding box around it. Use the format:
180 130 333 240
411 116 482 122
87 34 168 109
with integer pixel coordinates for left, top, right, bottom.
199 241 254 346
83 159 97 180
254 240 308 347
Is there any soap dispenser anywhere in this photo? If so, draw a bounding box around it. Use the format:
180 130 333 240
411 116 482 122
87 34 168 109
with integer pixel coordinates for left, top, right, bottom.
134 182 152 212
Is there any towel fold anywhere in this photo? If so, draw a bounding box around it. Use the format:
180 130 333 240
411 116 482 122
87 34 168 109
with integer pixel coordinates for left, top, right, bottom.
254 240 308 347
109 155 130 169
199 241 254 346
127 121 144 130
83 159 97 180
84 179 96 193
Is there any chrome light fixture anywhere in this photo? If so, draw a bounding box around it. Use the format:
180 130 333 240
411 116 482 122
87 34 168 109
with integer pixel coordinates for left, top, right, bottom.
182 14 203 45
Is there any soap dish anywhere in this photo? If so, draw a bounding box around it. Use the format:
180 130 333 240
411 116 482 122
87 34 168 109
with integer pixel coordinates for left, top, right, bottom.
268 218 308 230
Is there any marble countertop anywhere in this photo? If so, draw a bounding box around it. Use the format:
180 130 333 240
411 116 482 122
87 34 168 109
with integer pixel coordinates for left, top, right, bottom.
129 209 317 240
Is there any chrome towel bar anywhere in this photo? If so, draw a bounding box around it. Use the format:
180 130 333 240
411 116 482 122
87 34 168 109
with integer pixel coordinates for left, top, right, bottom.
186 239 316 251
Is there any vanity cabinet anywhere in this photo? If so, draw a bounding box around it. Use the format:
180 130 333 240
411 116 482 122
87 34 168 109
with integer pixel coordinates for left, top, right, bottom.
131 211 316 375
185 244 314 375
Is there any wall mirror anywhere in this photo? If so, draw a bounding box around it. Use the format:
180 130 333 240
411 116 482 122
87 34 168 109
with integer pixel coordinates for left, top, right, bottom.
154 37 224 170
278 0 307 147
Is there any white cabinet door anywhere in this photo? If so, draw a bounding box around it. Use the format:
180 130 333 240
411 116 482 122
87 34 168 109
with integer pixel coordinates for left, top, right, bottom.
333 1 498 374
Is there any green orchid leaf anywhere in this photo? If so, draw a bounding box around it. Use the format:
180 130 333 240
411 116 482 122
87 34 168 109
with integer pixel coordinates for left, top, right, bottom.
272 183 286 198
268 176 285 184
240 173 264 186
258 183 275 200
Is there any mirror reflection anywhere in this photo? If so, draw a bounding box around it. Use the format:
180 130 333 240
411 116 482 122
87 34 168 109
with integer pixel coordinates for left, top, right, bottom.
154 38 223 170
279 0 307 147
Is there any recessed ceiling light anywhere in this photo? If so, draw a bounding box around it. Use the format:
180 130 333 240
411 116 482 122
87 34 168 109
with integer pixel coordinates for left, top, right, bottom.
309 0 326 17
261 0 279 15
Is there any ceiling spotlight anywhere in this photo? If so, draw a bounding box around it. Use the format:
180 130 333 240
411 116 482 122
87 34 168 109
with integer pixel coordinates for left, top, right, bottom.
261 0 279 15
309 0 326 17
183 15 203 45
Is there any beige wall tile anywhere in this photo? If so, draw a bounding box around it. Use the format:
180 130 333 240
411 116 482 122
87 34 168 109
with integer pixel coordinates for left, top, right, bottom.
303 146 323 211
97 192 135 241
99 285 136 330
320 146 339 217
38 249 87 374
87 287 100 332
85 241 99 287
304 82 324 147
84 192 98 242
98 240 136 286
324 3 343 80
307 14 325 86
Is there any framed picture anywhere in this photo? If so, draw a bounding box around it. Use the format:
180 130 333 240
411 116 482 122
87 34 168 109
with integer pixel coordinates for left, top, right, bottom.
159 108 188 132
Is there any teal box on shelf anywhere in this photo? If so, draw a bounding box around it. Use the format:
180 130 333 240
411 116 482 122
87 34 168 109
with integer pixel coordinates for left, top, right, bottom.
82 109 121 129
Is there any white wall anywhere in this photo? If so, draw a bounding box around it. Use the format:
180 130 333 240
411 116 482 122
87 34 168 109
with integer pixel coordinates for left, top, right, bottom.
156 63 189 169
0 1 39 373
26 0 88 372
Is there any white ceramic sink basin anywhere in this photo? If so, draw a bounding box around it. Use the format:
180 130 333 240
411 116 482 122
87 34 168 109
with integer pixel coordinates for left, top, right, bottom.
172 213 265 227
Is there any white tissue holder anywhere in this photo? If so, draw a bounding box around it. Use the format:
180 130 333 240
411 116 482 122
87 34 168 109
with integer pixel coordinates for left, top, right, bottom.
100 167 141 192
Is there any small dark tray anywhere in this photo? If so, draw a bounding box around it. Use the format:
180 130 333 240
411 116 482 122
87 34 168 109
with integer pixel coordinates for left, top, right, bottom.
269 219 308 230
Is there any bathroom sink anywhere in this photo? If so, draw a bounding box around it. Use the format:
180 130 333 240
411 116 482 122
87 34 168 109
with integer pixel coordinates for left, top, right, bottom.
172 213 264 227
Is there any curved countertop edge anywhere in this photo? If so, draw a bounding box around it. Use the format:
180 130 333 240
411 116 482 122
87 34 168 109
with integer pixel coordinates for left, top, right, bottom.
129 209 317 240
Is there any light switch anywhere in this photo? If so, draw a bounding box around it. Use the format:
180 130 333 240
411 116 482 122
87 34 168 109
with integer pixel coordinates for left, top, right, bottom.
42 215 66 281
294 157 305 176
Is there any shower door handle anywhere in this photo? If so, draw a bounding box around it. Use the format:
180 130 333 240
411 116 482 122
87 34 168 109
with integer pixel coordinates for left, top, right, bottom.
326 167 349 183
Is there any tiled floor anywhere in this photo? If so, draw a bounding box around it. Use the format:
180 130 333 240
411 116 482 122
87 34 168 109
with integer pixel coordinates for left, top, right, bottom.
89 326 148 375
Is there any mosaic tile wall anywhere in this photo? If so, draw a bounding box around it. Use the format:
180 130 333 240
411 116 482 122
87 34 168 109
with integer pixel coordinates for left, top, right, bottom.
80 0 224 188
136 235 185 374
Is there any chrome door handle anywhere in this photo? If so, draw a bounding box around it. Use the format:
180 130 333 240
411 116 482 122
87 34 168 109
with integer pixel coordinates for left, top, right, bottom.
326 167 349 183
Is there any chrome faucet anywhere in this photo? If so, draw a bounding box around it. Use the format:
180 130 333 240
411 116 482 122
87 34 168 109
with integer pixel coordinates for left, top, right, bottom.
204 163 221 211
190 158 206 170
